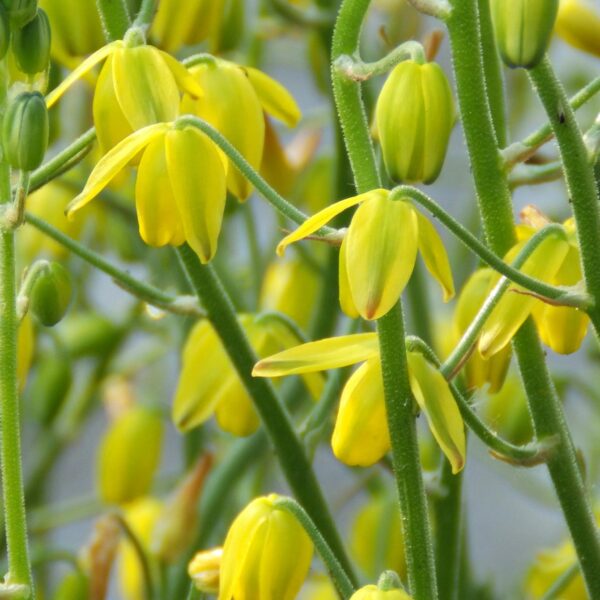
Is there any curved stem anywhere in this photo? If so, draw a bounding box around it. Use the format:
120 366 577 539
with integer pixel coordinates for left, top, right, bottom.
509 161 562 188
392 187 590 309
96 0 131 41
175 245 357 589
24 213 204 318
132 0 158 30
528 59 600 337
274 497 355 599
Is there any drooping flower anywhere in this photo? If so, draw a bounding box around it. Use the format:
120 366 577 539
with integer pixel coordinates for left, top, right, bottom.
66 122 228 263
181 57 301 200
218 494 313 600
555 0 600 57
253 333 465 473
277 189 454 320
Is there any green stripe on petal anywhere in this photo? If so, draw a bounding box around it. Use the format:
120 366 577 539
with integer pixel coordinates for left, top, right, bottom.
407 351 466 474
165 127 227 263
415 209 455 301
252 333 379 377
346 196 418 320
66 123 169 217
244 66 301 127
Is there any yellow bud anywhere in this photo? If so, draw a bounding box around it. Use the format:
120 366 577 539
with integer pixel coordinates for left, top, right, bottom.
188 547 222 594
350 585 412 600
219 494 313 600
375 60 454 184
97 406 164 505
556 0 600 57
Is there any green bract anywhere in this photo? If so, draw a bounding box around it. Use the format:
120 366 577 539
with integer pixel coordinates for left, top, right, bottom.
491 0 559 68
11 8 51 74
29 262 73 327
375 60 455 184
2 91 49 171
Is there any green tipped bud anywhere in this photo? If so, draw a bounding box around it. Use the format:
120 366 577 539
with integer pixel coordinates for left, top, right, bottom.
11 8 51 74
4 0 37 27
3 91 49 171
375 60 455 184
491 0 559 68
29 262 72 326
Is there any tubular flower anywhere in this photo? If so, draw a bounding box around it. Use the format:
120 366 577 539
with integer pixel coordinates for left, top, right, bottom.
181 57 301 200
479 207 586 358
277 189 454 321
555 0 600 57
453 268 512 393
66 122 228 263
253 333 466 473
173 314 323 436
45 39 203 153
219 494 313 600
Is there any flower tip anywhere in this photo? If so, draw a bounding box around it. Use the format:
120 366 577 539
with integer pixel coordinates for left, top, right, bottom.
451 455 465 474
275 242 287 257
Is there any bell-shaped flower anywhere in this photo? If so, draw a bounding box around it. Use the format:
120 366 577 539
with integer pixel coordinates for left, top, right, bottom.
66 122 228 263
45 38 203 153
277 189 454 320
478 207 586 357
452 268 512 393
556 0 600 58
253 333 465 473
219 494 313 600
173 314 323 437
181 57 301 200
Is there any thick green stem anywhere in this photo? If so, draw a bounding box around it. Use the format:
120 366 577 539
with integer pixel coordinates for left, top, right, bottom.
132 0 157 30
446 2 600 595
0 161 33 596
529 59 600 337
96 0 131 41
175 246 357 588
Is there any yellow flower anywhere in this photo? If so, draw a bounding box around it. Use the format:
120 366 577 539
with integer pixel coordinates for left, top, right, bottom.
277 189 454 321
46 38 203 153
173 314 323 436
350 585 412 600
556 0 600 57
66 122 228 263
219 494 313 600
188 547 222 595
181 57 301 200
478 208 585 358
452 268 512 393
299 575 338 600
253 333 466 473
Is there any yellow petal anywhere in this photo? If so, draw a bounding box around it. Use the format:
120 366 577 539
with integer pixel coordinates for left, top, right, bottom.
332 359 389 466
415 209 454 301
478 233 570 358
339 236 360 318
276 191 376 256
165 127 227 263
45 41 118 108
135 137 185 247
159 49 204 98
214 378 260 437
346 196 418 320
112 45 179 130
407 351 465 474
244 66 301 127
253 333 379 377
67 123 169 216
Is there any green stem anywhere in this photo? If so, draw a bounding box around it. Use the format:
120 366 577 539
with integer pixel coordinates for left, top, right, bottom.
528 59 600 337
540 562 580 600
378 306 438 599
392 187 590 309
0 161 33 595
269 0 334 27
175 245 357 588
274 497 355 599
96 0 131 41
24 213 204 318
446 3 600 595
132 0 157 30
503 76 600 168
509 161 562 188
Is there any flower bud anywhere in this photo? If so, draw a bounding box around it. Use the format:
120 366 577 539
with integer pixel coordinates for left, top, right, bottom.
375 60 454 184
11 8 51 73
4 0 37 27
490 0 559 68
29 262 72 327
27 352 72 424
3 91 49 171
52 572 89 600
97 406 164 505
188 547 222 594
219 494 313 600
58 312 121 357
556 0 600 57
350 584 412 600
